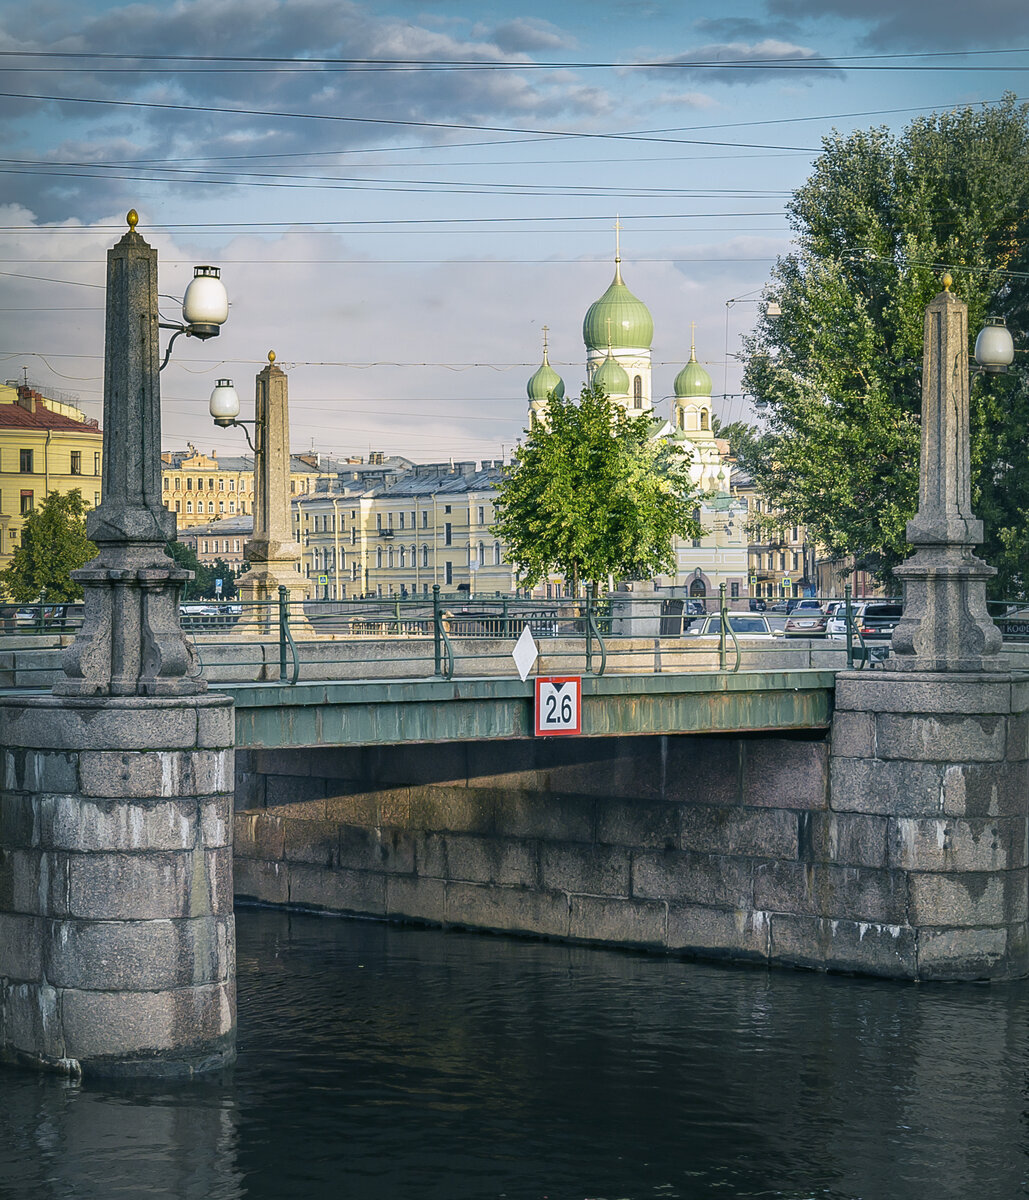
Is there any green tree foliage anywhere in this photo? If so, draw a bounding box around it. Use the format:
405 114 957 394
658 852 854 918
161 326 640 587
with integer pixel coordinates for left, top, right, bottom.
165 541 239 599
743 96 1029 593
0 489 96 602
492 384 702 591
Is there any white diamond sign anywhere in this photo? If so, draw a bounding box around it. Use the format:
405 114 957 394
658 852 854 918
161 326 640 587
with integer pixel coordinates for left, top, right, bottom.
512 625 539 681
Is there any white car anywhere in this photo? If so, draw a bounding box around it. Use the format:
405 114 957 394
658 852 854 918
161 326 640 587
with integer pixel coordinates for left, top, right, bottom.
827 602 865 639
683 614 778 640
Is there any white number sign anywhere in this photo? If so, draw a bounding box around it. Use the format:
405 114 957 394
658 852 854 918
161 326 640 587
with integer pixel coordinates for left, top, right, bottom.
534 676 582 737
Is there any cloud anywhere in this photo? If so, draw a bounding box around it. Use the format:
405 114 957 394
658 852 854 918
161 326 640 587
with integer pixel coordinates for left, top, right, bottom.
652 40 844 86
768 0 1029 49
652 90 718 110
487 19 571 55
0 0 607 222
693 16 803 42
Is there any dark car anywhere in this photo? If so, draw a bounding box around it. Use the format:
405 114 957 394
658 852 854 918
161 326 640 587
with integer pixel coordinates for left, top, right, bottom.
856 602 903 641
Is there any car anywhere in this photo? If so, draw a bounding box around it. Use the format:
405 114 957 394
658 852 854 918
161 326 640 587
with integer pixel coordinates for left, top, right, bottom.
784 609 829 637
786 598 823 615
856 602 903 641
827 602 865 639
768 600 789 613
748 598 767 612
683 614 777 639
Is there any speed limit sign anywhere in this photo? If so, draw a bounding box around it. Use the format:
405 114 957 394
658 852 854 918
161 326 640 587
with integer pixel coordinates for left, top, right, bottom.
534 676 582 737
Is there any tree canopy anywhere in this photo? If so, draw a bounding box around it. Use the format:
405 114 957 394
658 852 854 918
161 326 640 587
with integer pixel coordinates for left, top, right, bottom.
492 384 702 592
165 540 239 599
742 95 1029 593
0 489 96 602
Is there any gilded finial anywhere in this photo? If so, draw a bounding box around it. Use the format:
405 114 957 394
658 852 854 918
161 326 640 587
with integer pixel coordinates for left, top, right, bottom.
690 319 697 361
126 209 138 230
268 350 276 363
942 272 953 292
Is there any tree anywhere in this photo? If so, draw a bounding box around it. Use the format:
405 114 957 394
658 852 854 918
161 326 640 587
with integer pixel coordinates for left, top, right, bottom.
492 384 703 592
742 96 1029 593
165 542 240 599
0 489 96 602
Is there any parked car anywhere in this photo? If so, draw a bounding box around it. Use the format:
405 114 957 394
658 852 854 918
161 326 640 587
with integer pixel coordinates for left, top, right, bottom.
827 602 865 639
768 599 789 613
786 598 823 615
856 602 903 641
783 609 829 637
683 614 777 640
748 597 767 612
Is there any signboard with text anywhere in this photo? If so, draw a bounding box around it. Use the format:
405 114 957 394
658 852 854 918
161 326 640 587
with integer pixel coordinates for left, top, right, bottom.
534 676 582 737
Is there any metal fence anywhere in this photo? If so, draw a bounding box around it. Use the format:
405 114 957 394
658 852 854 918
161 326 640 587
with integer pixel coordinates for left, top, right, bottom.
4 584 1029 688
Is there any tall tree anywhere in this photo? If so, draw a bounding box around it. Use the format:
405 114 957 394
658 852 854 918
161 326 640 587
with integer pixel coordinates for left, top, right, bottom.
0 489 96 602
743 96 1029 593
492 384 702 592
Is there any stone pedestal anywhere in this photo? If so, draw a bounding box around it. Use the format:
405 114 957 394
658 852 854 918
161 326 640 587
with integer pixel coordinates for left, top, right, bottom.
0 695 235 1077
829 671 1029 980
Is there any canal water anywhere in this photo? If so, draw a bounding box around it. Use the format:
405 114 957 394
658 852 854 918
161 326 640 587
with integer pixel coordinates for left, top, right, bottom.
2 908 1027 1199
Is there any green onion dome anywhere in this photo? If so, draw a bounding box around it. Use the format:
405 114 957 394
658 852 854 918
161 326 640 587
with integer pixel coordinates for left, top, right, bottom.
583 262 654 350
674 346 713 398
527 347 565 403
593 348 631 396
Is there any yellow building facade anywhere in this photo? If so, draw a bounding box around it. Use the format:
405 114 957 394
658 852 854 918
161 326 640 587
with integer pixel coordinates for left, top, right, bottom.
160 446 320 527
0 384 104 572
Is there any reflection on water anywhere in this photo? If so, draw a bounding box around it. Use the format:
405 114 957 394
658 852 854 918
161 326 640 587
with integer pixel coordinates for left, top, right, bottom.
2 909 1028 1199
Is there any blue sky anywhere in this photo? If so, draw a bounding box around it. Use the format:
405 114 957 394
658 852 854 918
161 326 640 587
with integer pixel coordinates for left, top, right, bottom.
1 0 1027 460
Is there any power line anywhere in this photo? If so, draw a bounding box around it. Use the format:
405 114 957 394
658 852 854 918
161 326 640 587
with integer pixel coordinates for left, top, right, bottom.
0 91 820 152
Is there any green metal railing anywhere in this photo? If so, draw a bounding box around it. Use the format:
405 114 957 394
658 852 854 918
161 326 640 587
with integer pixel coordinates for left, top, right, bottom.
7 590 1029 688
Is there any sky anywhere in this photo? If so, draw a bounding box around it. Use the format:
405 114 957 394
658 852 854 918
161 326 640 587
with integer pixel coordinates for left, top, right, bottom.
1 0 1028 463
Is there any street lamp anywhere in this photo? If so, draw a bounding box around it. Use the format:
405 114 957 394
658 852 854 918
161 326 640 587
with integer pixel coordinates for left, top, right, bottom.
55 209 231 697
974 315 1015 373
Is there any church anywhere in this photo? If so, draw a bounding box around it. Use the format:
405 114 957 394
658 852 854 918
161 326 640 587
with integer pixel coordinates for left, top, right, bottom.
524 239 750 604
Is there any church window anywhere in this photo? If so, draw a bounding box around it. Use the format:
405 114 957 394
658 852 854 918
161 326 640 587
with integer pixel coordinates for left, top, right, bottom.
700 409 709 430
633 376 643 408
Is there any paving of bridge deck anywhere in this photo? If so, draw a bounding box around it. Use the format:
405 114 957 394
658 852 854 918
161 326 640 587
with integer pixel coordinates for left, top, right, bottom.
223 668 836 748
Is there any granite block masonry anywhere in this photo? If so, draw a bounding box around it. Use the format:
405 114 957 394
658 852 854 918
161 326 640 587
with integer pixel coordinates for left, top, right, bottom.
0 695 236 1076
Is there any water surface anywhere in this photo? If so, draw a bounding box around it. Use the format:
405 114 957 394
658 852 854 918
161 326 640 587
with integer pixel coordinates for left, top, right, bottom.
1 909 1026 1199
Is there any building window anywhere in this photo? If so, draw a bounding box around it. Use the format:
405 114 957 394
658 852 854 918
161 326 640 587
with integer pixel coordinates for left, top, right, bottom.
376 548 383 568
218 479 225 491
399 512 405 530
445 561 453 585
219 500 225 513
19 449 32 473
779 552 786 571
388 548 394 568
351 529 356 545
94 452 101 475
478 542 485 566
422 511 428 528
208 479 214 491
730 582 739 599
444 504 451 514
633 375 643 408
444 522 452 546
202 541 209 554
94 492 100 508
411 512 416 529
175 500 181 513
494 543 501 565
229 479 235 491
234 540 240 552
376 514 382 531
240 502 246 514
186 501 193 514
20 490 33 514
422 545 429 568
196 477 203 490
477 506 485 525
229 501 235 514
163 477 169 491
399 546 406 567
388 512 394 530
186 478 193 491
792 552 799 571
70 451 82 475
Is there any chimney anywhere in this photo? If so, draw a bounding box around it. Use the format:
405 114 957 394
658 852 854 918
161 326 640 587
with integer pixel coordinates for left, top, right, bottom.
16 386 36 414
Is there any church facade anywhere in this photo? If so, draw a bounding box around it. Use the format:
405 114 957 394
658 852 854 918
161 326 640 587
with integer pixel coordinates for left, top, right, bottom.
526 245 750 604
